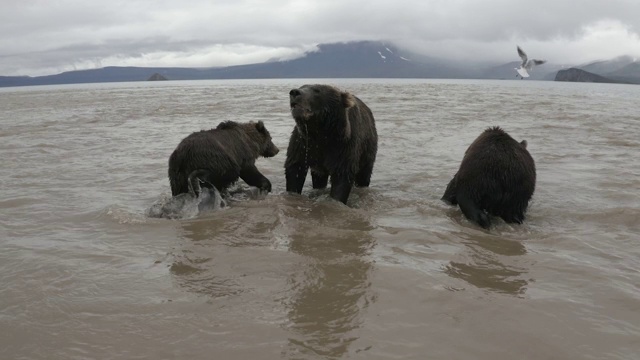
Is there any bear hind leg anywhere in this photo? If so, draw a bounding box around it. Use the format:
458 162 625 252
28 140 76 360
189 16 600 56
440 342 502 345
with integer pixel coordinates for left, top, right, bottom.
170 173 189 197
188 169 214 197
441 173 458 205
501 213 524 224
354 161 374 188
493 192 527 225
330 175 353 205
457 193 491 229
499 202 527 225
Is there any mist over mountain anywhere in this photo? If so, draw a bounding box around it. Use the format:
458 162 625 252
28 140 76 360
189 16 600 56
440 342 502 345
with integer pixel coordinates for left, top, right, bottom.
1 41 638 87
605 61 640 84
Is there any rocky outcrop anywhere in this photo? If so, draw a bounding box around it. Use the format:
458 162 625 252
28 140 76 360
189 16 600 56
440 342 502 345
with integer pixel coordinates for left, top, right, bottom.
147 73 168 81
555 68 624 84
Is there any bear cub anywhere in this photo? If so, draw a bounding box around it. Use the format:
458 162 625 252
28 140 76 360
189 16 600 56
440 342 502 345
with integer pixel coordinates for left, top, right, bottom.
441 126 536 229
285 84 378 204
169 120 279 198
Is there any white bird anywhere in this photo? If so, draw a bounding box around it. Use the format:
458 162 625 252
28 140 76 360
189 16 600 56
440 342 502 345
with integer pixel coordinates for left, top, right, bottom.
515 46 546 79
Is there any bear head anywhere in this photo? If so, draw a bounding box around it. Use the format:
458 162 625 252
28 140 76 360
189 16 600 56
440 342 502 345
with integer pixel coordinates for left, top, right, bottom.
289 84 356 139
223 120 279 158
253 120 280 158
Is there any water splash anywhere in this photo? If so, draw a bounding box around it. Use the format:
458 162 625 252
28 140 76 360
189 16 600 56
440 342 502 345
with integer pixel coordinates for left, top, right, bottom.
147 187 227 220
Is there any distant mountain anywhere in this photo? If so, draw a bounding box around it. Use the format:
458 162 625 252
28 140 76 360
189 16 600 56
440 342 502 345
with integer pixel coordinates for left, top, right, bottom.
576 56 640 84
1 41 638 87
0 75 32 87
605 62 640 84
211 41 472 79
554 68 626 84
0 66 209 87
579 56 634 74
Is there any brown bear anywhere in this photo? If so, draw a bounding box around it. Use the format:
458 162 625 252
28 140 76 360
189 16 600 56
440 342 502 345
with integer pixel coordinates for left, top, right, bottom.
285 84 378 204
441 127 536 229
168 120 279 198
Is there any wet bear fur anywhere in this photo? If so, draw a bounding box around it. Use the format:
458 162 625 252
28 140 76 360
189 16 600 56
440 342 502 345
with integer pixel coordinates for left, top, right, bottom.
285 84 378 204
168 120 279 197
441 127 536 229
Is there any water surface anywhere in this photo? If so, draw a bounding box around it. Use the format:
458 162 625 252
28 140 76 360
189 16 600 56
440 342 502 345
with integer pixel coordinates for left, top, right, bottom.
1 79 639 359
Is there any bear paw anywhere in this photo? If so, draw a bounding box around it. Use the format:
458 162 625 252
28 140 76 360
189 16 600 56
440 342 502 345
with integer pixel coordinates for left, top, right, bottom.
259 179 272 193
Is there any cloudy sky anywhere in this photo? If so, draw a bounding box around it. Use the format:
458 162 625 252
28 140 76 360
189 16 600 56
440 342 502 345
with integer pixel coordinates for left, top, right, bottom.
2 0 639 76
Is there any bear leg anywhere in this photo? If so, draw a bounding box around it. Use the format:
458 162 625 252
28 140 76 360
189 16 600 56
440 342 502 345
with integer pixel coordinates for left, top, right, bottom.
170 173 189 197
457 193 491 229
330 175 353 205
187 169 212 197
494 193 527 225
354 162 374 188
354 148 376 187
285 162 309 194
311 170 329 189
501 213 524 224
239 164 272 192
441 173 458 205
499 203 526 224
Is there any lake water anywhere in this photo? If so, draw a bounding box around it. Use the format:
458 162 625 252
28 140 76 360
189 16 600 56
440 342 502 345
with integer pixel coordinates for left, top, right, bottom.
1 79 639 359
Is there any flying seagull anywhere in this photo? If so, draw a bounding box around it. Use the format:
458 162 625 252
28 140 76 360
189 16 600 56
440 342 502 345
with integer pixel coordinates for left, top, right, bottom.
515 46 546 79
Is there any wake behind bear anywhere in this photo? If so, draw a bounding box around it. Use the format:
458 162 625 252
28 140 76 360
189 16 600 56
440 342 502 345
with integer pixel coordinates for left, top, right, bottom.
441 126 536 229
149 120 279 219
285 84 378 205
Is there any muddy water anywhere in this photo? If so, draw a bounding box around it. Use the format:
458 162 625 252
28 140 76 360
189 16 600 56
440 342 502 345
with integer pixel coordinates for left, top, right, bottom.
1 79 639 359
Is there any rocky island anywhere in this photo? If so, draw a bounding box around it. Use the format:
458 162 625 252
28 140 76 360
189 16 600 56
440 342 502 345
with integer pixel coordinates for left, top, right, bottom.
147 73 168 81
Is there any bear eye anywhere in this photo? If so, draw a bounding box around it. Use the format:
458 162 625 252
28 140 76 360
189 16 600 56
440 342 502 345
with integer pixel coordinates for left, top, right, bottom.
313 88 320 93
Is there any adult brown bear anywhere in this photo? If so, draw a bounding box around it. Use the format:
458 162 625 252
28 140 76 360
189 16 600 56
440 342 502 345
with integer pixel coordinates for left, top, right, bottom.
441 127 536 229
285 84 378 204
168 120 279 198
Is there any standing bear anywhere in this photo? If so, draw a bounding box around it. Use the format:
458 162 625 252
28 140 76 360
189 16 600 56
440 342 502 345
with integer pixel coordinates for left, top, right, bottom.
168 120 279 198
285 84 378 204
441 127 536 229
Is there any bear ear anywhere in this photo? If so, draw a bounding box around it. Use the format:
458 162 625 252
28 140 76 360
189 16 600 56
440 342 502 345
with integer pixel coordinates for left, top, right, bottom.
341 92 356 109
217 120 237 130
255 120 267 134
520 140 528 149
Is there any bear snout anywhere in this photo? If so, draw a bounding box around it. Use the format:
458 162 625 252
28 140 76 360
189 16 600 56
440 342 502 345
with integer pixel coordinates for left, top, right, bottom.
289 89 302 109
263 142 280 158
289 88 312 120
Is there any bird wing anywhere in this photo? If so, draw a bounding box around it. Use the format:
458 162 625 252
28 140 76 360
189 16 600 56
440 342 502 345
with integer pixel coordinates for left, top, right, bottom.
517 46 528 65
524 59 546 70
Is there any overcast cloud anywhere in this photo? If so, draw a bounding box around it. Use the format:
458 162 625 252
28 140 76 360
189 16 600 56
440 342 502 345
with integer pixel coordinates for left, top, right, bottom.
1 0 639 76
